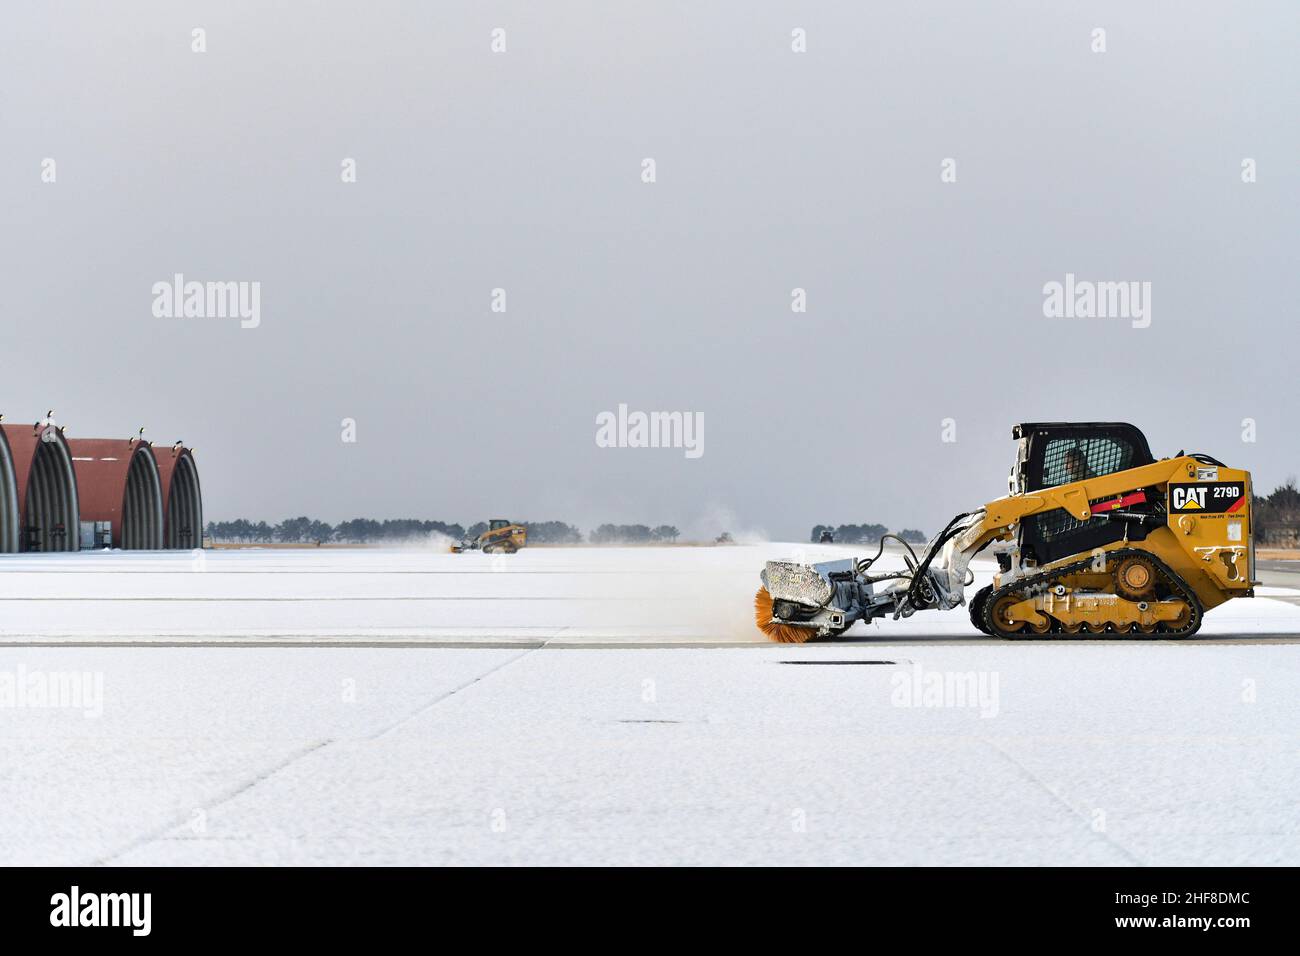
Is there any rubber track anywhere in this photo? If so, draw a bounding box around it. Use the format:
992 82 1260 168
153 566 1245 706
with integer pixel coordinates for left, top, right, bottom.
969 584 994 636
981 547 1204 640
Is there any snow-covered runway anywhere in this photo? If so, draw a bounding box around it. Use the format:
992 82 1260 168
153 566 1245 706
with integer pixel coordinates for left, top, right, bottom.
2 546 1298 865
3 544 1298 644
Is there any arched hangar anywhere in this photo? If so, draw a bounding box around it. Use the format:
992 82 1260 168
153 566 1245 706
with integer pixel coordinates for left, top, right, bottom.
156 443 203 550
68 437 164 550
0 420 81 552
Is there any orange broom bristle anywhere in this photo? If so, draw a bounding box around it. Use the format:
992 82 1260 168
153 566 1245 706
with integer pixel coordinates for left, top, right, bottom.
754 587 817 644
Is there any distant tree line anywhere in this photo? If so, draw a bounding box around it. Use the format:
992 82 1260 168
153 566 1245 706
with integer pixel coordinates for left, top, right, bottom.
205 517 467 544
208 518 931 547
334 519 465 543
204 518 668 545
1256 478 1300 547
811 524 927 544
588 524 680 544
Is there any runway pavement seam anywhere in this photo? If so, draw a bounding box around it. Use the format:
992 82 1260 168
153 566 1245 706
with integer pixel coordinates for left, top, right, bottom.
366 647 541 740
90 737 335 867
983 738 1146 867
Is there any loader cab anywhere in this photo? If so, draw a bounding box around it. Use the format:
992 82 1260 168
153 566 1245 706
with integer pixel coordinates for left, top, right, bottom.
1011 422 1154 493
488 519 511 531
1011 423 1157 565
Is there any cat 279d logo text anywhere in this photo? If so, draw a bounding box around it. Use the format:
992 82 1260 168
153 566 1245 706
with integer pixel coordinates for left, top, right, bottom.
1168 482 1246 514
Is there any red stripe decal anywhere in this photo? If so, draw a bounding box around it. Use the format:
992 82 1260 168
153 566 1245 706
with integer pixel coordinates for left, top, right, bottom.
1226 495 1246 513
1094 491 1147 512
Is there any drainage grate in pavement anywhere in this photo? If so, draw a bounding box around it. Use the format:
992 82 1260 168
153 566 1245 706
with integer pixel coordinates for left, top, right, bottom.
778 660 896 666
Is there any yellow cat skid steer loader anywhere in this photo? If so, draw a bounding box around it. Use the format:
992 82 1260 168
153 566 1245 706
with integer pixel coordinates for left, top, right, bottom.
451 519 527 554
757 422 1256 641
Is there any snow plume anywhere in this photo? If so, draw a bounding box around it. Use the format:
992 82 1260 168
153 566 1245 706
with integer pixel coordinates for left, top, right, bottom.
387 530 459 552
688 504 768 545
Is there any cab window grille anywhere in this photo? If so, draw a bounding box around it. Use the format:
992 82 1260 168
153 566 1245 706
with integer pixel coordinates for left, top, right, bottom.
1041 436 1135 489
1034 507 1100 541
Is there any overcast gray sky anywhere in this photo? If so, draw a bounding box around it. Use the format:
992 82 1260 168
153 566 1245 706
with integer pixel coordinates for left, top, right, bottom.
3 2 1297 539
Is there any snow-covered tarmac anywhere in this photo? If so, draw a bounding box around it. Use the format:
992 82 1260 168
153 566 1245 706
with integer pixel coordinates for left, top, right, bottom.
2 545 1299 865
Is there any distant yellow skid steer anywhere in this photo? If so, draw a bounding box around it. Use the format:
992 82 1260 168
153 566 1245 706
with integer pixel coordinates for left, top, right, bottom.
756 422 1255 641
451 519 527 554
